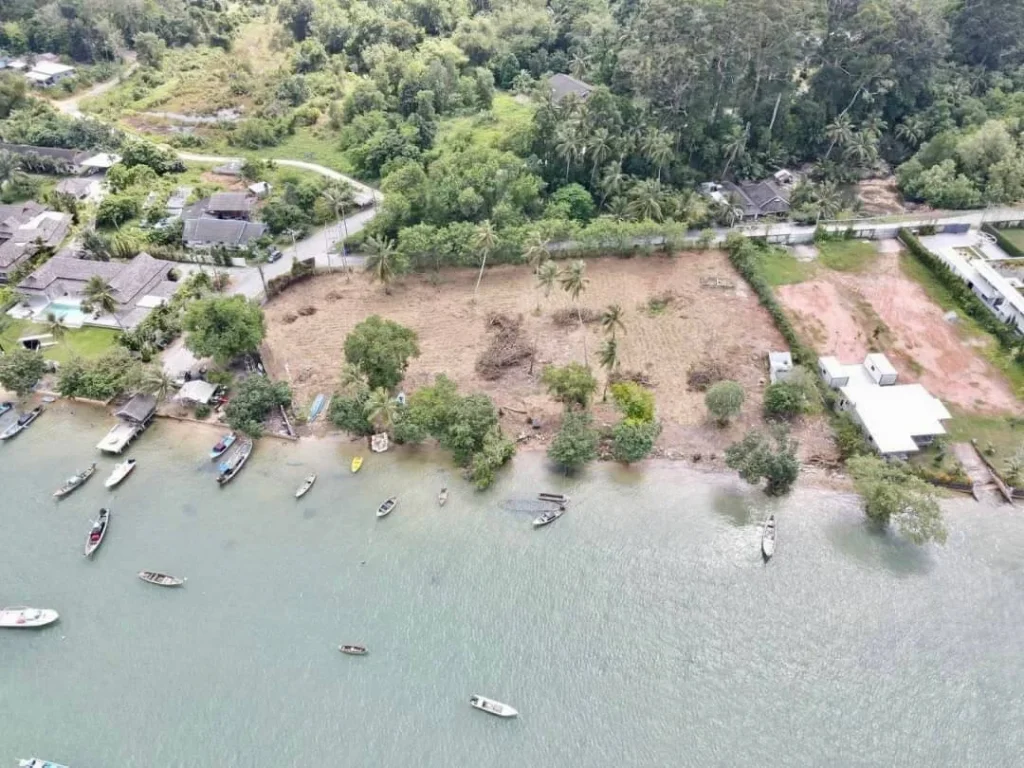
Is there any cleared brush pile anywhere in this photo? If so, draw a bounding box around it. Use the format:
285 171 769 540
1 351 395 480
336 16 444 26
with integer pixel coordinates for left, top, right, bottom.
476 313 535 380
551 307 601 326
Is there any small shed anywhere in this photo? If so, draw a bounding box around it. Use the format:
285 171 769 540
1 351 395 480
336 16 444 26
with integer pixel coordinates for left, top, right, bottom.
767 351 794 384
117 394 157 424
247 181 272 199
818 356 849 388
863 353 898 387
175 380 218 405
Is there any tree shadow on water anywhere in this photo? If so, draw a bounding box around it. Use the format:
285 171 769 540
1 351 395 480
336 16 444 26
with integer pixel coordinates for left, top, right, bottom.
827 517 934 578
710 487 757 527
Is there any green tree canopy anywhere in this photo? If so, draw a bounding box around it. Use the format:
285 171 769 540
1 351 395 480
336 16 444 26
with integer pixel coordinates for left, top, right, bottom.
547 411 599 472
705 380 745 425
611 419 661 464
343 315 420 391
610 382 655 422
541 362 597 408
225 376 292 437
848 456 947 545
725 427 800 496
183 296 266 365
0 347 47 397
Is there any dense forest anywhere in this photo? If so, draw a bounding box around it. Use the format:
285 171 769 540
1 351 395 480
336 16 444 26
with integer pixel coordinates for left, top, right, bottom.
2 0 1024 258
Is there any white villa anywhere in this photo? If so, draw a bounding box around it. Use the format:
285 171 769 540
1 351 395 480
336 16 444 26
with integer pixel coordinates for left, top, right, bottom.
818 353 951 458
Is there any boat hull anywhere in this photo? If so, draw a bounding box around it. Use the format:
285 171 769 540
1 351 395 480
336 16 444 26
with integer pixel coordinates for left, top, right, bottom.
533 509 564 527
138 571 186 587
53 463 97 498
469 695 518 718
376 497 397 518
761 515 777 560
351 457 363 473
105 460 136 489
19 759 71 768
339 645 367 655
0 608 60 628
295 474 316 498
84 509 110 557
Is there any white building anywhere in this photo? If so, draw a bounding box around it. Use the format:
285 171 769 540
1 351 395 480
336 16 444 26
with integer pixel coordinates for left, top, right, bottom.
25 61 76 87
818 354 951 458
767 351 794 383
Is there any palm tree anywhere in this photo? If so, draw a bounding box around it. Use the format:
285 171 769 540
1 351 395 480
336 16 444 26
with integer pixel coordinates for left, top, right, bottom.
473 219 498 297
720 124 749 180
43 312 67 343
364 387 399 433
824 114 854 159
642 129 674 182
598 161 626 208
365 235 398 294
140 366 173 402
814 180 844 223
80 229 112 261
559 260 590 365
843 131 878 167
568 52 589 80
0 150 18 189
895 117 925 148
537 261 559 309
600 304 626 340
606 196 632 221
555 122 585 181
628 179 666 222
321 183 357 277
339 363 368 393
598 336 619 400
523 231 550 272
587 128 613 182
84 276 124 330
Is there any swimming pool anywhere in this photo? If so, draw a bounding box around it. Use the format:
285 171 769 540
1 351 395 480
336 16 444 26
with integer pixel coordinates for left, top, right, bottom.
39 299 86 327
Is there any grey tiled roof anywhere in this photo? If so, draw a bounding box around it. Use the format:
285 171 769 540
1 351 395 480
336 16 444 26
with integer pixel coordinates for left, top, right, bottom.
107 252 174 304
0 239 31 269
18 256 121 289
117 394 157 423
208 192 252 213
55 177 98 198
0 143 90 163
0 201 46 226
183 218 266 246
550 73 594 103
721 180 791 217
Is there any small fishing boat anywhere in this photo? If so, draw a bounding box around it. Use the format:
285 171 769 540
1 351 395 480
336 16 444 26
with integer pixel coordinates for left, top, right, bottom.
376 496 397 518
41 396 57 404
0 401 13 415
138 571 186 587
217 439 253 486
351 456 363 473
53 463 97 498
104 458 136 489
469 695 518 718
438 487 449 507
761 514 777 561
0 607 60 628
295 473 317 499
0 406 42 440
19 759 71 768
210 432 237 460
308 393 326 422
538 492 569 503
84 508 110 557
339 644 368 655
533 506 565 528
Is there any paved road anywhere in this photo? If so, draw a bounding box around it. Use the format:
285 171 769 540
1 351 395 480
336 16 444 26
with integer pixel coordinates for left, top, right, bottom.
53 58 137 118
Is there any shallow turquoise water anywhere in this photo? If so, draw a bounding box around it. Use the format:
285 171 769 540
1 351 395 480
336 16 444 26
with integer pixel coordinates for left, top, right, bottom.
2 404 1024 767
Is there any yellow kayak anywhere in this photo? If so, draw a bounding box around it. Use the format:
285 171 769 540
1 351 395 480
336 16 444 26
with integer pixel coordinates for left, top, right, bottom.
351 456 363 473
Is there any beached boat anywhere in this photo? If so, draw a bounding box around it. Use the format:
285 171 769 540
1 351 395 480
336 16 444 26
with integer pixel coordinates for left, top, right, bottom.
53 463 97 498
0 607 60 628
438 487 449 507
469 695 518 718
339 644 368 655
19 759 71 768
0 406 42 441
351 456 363 473
0 401 12 416
217 439 253 486
295 473 316 499
104 459 136 489
761 515 777 560
84 508 110 557
210 432 237 460
138 571 186 587
376 496 397 518
308 393 326 422
533 506 565 528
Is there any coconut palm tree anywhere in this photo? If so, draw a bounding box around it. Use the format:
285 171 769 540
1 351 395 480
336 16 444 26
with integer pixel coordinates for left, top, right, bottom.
364 387 399 433
895 117 926 148
843 132 878 168
536 260 559 310
84 276 124 330
339 363 368 394
814 180 844 223
606 196 632 221
720 124 749 180
642 129 675 182
568 52 589 80
598 161 626 208
473 219 498 297
80 229 112 261
365 235 399 294
824 114 854 159
43 312 67 343
587 128 613 182
559 260 590 365
523 231 550 272
555 122 585 182
321 183 357 277
598 336 619 400
628 179 666 222
600 304 626 340
140 366 173 402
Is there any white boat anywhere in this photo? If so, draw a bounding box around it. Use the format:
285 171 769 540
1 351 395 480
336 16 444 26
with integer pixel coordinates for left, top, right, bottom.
533 507 565 527
0 607 60 628
295 473 316 498
105 458 136 489
138 571 186 587
53 463 97 498
469 694 518 718
376 496 397 518
19 759 71 768
761 514 777 560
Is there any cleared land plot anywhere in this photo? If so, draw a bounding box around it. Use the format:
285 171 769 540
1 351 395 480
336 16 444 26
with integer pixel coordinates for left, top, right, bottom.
263 252 826 455
777 250 1019 413
0 321 118 364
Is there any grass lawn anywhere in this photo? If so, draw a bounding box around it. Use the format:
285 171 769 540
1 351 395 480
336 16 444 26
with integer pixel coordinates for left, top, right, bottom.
818 240 878 272
756 248 817 286
997 227 1024 251
944 411 1024 472
1 320 119 364
437 93 535 151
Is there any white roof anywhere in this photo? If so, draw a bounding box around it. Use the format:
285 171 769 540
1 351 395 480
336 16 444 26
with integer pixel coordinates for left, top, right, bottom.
973 259 1024 316
818 356 846 379
25 72 51 83
864 352 897 376
768 351 792 369
80 152 121 169
135 295 168 309
840 383 951 455
30 61 74 76
175 380 218 404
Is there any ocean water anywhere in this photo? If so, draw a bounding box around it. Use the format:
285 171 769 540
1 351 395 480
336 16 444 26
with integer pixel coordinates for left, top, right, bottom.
2 405 1024 767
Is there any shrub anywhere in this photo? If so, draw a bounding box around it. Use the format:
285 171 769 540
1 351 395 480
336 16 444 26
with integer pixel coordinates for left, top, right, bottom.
611 419 661 463
763 380 808 420
329 390 374 436
194 403 211 419
705 380 745 425
725 426 800 496
610 382 655 422
548 411 599 472
542 363 598 408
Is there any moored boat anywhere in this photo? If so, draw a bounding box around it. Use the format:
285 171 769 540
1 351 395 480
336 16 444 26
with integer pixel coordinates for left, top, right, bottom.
210 432 237 460
469 694 518 718
376 496 397 518
217 438 253 486
295 473 317 498
761 514 777 560
0 401 12 416
438 487 448 506
308 393 326 422
0 406 43 441
0 607 60 628
84 508 110 557
104 459 136 489
351 456 363 473
533 506 565 528
339 644 368 655
138 571 186 587
53 463 97 498
19 759 71 768
538 492 569 504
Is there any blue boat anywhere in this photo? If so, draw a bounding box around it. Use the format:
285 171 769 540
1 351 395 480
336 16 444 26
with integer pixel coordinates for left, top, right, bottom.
308 393 326 423
210 432 236 460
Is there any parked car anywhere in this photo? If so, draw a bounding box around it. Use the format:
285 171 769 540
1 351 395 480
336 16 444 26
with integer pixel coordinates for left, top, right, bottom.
268 247 283 263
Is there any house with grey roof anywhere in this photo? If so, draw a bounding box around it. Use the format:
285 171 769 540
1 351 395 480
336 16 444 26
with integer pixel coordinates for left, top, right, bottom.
55 176 104 202
206 192 253 219
182 218 267 249
0 210 72 282
549 73 594 103
0 201 46 241
718 179 792 219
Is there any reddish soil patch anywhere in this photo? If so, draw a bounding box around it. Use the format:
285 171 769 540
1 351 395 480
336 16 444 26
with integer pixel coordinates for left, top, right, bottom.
778 251 1018 413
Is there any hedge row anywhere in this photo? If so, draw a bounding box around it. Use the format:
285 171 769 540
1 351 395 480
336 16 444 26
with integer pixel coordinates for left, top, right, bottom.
898 228 1023 354
982 223 1024 259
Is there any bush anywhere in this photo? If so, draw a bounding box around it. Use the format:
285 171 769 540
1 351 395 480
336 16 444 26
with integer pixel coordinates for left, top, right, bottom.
344 316 420 391
763 380 808 419
541 363 597 408
725 427 800 496
834 413 871 460
705 380 745 425
547 411 599 471
329 390 374 436
610 382 655 422
611 419 661 463
194 403 211 419
224 376 292 437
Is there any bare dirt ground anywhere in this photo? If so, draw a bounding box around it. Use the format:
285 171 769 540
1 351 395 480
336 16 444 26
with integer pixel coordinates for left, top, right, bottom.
263 252 837 461
777 249 1018 413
